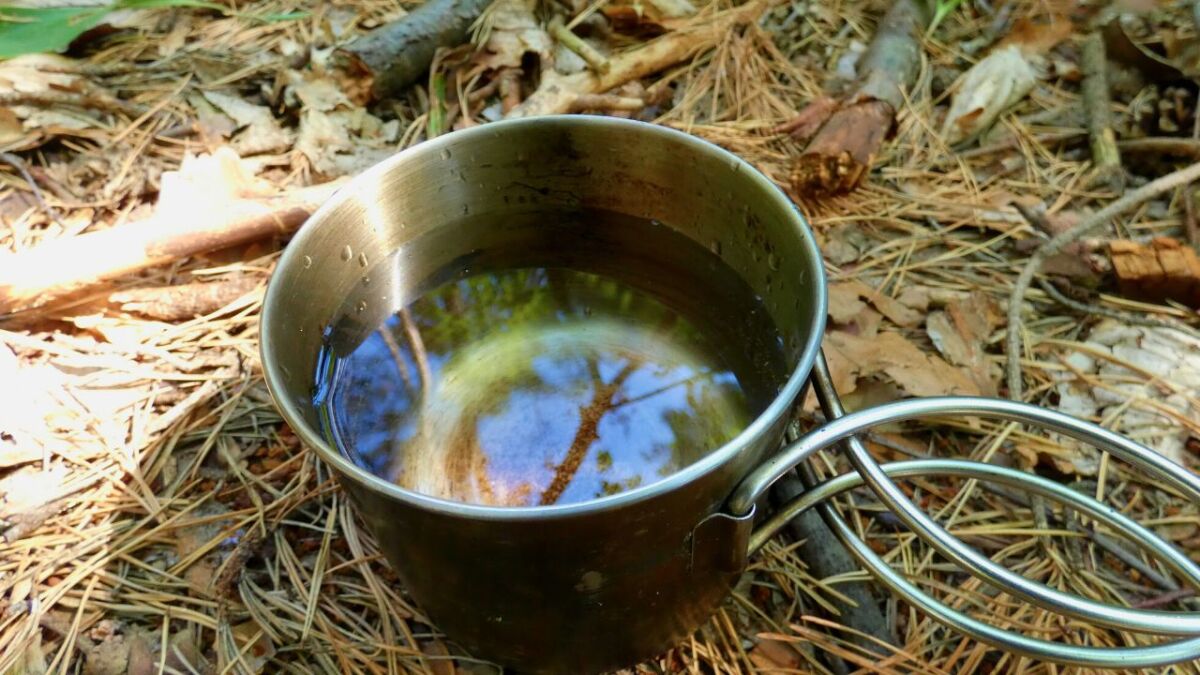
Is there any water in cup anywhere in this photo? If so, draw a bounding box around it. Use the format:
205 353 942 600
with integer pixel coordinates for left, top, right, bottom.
314 212 786 507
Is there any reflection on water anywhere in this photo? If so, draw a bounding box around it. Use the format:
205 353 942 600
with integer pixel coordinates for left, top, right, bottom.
318 267 756 507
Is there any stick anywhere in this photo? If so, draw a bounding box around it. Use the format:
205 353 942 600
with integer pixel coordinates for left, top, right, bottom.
769 424 894 663
1004 161 1200 400
0 89 146 118
333 0 495 103
789 0 929 195
549 16 611 73
507 1 764 118
1080 32 1122 187
0 180 346 316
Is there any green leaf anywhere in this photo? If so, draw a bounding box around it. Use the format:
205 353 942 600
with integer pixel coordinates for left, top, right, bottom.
118 0 226 11
0 6 112 59
0 0 225 59
243 10 311 23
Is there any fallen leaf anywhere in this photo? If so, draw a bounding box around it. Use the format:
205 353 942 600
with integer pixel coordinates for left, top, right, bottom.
286 72 400 177
230 622 276 674
925 292 1000 396
476 0 554 70
420 639 458 675
942 44 1040 145
748 637 803 671
820 330 981 407
828 280 922 327
200 91 293 156
175 502 232 592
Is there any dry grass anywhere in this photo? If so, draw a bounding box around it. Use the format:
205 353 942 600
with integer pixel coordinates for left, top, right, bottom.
3 0 1200 673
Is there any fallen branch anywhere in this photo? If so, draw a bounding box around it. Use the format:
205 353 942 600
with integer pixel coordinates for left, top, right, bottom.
0 180 346 316
333 0 495 104
1081 31 1122 187
507 1 764 118
1005 160 1200 399
789 0 929 195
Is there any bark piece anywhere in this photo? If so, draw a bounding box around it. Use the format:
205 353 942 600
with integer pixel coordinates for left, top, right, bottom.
790 0 929 196
333 0 495 104
1110 237 1200 307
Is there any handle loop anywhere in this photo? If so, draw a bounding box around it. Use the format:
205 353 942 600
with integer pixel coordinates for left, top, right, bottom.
734 351 1200 667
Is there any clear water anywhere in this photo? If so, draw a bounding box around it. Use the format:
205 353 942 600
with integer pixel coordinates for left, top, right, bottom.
315 214 785 507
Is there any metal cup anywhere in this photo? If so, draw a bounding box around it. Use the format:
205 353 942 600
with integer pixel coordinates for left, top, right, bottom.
260 116 827 672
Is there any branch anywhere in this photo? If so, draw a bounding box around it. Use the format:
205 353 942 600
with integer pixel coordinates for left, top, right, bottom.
0 180 346 317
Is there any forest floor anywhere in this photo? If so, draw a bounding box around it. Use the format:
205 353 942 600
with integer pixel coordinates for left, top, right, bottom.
3 0 1200 673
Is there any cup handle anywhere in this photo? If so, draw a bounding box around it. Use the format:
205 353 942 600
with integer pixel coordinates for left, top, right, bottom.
727 350 1200 668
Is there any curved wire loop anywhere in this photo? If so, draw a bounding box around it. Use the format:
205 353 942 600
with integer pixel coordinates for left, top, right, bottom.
733 352 1200 667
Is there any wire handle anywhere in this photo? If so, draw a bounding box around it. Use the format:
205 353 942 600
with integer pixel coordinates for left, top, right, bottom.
731 351 1200 667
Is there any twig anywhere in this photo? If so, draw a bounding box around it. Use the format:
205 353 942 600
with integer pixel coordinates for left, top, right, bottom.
1133 587 1196 608
1118 137 1200 158
0 90 146 118
1037 278 1200 339
768 424 895 662
568 93 645 112
0 152 64 230
508 1 764 118
550 16 611 73
1005 160 1200 399
333 0 494 103
1081 32 1122 188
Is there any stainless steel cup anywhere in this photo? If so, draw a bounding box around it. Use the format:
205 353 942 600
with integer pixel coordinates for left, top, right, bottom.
260 116 827 672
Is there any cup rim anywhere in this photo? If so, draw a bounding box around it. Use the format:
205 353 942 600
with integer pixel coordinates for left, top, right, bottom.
260 115 828 521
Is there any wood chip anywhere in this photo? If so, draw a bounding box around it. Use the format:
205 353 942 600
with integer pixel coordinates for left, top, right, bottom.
1110 237 1200 307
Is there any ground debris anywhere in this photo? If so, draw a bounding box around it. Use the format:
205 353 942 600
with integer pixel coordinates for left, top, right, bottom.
1110 236 1200 307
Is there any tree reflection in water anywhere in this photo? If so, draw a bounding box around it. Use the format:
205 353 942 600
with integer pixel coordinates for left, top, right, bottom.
324 267 753 507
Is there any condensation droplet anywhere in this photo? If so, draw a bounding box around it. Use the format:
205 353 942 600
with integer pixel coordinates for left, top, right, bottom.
461 204 470 215
709 240 722 255
302 255 312 269
340 245 352 261
440 148 451 160
767 252 780 271
358 252 368 267
356 300 367 313
362 276 371 286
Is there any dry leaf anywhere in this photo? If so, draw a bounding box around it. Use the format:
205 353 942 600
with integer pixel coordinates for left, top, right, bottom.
287 72 400 177
819 330 981 409
420 639 458 675
230 622 276 674
200 91 292 156
176 502 232 592
476 0 554 70
748 638 803 671
925 292 1000 396
942 45 1039 145
828 280 922 327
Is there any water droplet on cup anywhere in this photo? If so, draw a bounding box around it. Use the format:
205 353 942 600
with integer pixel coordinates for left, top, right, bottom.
303 255 312 269
709 240 722 255
768 253 780 271
357 300 367 313
340 245 352 262
440 148 451 160
358 252 368 267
